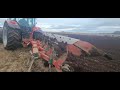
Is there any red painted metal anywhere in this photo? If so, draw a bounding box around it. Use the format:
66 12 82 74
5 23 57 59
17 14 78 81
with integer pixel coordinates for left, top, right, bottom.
53 53 68 72
74 40 94 54
8 20 18 25
22 39 30 47
32 27 41 32
67 44 82 56
46 48 53 56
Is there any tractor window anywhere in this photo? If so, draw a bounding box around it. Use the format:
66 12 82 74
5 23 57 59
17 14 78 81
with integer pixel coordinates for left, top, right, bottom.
18 18 29 27
28 19 32 26
8 18 36 27
28 18 35 27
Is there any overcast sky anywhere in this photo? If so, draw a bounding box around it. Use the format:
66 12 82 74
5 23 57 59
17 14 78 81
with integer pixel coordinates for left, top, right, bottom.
0 18 120 33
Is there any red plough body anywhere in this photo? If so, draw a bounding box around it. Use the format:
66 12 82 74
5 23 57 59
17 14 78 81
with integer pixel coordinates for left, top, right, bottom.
22 27 100 72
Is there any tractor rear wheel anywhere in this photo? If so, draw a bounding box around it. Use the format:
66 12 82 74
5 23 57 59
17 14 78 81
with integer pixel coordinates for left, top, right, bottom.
3 22 22 50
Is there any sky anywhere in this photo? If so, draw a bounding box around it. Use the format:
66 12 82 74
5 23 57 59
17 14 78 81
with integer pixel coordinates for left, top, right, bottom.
1 18 120 33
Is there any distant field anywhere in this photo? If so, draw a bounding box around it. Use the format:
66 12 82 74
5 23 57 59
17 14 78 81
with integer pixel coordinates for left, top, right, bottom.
51 32 120 37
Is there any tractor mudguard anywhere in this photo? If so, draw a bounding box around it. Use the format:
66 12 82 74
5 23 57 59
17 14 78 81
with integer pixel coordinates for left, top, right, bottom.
5 20 21 29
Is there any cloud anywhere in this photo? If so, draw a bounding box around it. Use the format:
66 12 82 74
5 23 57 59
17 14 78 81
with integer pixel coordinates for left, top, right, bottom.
0 18 120 33
48 25 81 29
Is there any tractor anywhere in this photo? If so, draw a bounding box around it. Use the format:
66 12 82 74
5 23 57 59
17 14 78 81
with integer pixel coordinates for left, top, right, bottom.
3 18 41 50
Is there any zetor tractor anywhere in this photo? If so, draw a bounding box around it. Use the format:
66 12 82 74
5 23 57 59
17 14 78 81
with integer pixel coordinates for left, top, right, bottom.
3 18 41 50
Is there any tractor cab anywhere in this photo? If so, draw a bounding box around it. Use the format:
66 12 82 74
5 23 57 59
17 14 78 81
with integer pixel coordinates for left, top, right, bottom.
8 18 36 28
8 18 37 38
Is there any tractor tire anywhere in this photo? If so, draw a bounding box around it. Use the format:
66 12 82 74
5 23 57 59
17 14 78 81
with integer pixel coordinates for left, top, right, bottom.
3 22 22 50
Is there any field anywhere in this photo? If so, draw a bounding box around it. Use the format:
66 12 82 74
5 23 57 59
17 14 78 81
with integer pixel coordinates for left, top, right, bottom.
0 27 120 72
